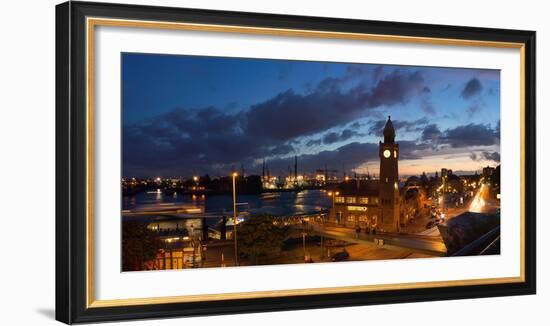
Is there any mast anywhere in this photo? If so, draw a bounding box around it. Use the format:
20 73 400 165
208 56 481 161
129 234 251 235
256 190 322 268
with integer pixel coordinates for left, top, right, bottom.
294 155 298 181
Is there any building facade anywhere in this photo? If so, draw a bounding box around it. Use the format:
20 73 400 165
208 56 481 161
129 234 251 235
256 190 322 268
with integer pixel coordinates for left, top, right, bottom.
331 180 380 229
328 116 402 232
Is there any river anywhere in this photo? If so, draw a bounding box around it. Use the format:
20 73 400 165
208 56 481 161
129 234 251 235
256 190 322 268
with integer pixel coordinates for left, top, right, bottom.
123 189 332 218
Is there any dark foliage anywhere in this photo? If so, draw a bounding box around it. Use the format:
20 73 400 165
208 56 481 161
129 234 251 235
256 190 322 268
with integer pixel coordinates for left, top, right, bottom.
122 221 162 271
237 215 290 264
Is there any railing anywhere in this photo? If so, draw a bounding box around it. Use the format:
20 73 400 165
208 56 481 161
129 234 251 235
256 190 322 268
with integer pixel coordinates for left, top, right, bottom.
451 226 501 256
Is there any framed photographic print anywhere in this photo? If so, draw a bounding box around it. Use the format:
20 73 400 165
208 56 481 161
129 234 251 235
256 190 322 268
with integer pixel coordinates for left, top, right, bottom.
55 1 536 324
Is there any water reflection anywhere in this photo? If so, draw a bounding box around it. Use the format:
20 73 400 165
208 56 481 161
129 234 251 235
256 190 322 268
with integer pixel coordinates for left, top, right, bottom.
122 189 332 217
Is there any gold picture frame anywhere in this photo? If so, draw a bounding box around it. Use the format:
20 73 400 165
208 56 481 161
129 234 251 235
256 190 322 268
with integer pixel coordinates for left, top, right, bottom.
56 1 536 323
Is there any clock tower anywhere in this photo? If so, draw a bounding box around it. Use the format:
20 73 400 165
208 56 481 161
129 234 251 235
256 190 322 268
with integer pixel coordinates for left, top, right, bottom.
379 116 401 232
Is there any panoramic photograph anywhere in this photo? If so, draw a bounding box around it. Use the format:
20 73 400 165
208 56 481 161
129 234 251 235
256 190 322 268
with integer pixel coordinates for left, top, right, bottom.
121 53 501 272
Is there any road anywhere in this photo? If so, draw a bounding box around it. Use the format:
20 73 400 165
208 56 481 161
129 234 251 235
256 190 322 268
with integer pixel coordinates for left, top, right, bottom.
469 183 499 213
307 224 447 256
417 184 499 236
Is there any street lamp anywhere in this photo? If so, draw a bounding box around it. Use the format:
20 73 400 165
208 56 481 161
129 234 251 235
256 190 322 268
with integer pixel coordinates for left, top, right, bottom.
302 232 307 262
334 192 340 224
331 191 340 207
328 191 339 224
232 172 239 266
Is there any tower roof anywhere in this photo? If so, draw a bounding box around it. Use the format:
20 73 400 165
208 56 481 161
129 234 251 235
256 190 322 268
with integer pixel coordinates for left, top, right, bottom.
383 116 395 143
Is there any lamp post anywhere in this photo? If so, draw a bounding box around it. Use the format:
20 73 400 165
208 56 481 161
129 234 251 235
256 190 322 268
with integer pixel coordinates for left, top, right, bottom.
328 191 340 224
232 172 239 266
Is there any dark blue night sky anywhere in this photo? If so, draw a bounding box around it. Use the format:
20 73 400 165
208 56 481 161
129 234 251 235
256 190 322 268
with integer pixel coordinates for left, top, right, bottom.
122 53 500 178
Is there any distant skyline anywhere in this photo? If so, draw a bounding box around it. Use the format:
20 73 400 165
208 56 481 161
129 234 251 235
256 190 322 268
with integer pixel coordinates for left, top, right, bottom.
122 53 500 178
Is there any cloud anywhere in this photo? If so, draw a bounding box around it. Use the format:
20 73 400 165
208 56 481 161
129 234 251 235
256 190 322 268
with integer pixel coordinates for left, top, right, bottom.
122 106 288 176
280 123 365 149
419 86 435 114
368 117 430 137
259 142 374 176
244 68 426 142
469 150 500 163
124 66 430 176
466 103 482 117
122 62 500 177
460 77 483 99
460 78 487 118
419 122 499 150
420 124 443 149
441 123 499 148
482 151 500 162
265 140 422 175
305 139 322 147
268 143 295 156
322 129 361 144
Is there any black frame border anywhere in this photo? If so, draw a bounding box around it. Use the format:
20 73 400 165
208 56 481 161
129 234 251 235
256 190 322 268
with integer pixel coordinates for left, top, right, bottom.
56 1 536 324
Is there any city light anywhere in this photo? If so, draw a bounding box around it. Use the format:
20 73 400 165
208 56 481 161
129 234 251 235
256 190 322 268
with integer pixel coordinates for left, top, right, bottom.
185 208 202 214
469 184 487 213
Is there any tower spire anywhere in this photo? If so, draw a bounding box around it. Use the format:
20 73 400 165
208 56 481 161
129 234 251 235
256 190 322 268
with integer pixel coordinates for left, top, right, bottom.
383 115 396 143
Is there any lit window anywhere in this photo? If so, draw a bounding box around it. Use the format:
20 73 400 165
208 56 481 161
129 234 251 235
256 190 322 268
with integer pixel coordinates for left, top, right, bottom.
348 215 355 221
335 196 345 203
345 197 356 204
359 197 369 204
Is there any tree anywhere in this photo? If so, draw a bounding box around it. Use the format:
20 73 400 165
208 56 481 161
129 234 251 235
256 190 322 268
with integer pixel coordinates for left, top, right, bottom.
122 221 162 271
237 215 289 265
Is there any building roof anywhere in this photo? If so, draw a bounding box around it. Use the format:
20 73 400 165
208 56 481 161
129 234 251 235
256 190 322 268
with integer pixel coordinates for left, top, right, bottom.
337 179 380 196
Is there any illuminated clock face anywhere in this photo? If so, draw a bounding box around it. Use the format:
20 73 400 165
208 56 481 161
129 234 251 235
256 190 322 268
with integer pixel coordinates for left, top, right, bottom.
383 149 391 158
